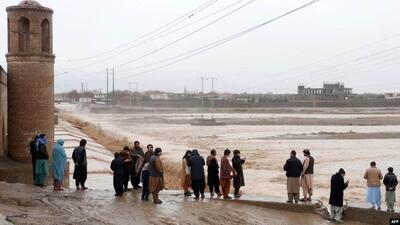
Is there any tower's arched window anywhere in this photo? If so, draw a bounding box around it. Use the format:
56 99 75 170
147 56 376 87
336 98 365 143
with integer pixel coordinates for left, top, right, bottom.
41 19 50 53
18 17 30 53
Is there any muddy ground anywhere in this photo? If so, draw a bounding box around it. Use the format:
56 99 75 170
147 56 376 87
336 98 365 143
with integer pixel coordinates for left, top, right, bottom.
0 182 370 225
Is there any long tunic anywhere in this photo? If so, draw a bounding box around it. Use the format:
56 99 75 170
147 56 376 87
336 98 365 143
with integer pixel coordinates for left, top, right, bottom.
329 173 348 207
111 156 125 193
149 155 164 193
72 146 87 182
188 153 205 181
232 156 245 188
207 155 219 186
130 147 144 176
35 159 49 185
52 139 67 182
220 156 234 179
180 158 191 187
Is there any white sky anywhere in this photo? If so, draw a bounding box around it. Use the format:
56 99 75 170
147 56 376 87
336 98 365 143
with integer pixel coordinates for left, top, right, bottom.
1 0 400 94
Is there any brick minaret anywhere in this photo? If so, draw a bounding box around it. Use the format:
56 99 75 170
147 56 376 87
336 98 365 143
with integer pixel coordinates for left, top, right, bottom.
6 0 54 163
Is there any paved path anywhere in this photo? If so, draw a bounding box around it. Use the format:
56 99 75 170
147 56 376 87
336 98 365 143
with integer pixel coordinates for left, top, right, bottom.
55 120 113 190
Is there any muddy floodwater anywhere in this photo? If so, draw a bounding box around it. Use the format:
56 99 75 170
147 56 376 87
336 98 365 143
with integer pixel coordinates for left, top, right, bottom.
58 104 400 207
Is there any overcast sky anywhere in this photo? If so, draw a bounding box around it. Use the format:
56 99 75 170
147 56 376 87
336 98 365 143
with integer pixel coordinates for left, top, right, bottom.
1 0 400 94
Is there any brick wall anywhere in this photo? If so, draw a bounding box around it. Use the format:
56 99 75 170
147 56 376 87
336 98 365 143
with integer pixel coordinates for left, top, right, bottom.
0 66 7 158
6 3 55 163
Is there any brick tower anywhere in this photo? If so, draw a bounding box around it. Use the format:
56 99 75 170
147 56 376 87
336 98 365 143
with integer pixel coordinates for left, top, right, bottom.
6 0 54 163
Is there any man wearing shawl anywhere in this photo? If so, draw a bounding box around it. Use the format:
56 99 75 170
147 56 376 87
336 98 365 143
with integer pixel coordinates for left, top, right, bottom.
52 139 67 191
149 148 164 204
120 146 132 191
130 141 144 189
35 134 49 187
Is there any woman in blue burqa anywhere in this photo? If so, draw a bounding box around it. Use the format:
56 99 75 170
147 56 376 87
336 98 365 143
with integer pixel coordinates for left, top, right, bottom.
52 139 67 191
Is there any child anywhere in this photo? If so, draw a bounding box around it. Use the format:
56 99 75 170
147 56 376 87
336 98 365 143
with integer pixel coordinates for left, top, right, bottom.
141 163 151 200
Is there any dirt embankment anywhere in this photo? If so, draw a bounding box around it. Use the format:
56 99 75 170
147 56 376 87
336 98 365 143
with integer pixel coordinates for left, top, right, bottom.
60 113 182 190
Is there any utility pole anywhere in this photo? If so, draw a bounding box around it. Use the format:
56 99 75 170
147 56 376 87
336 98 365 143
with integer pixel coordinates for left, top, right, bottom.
207 77 217 119
129 82 132 106
112 68 115 105
135 82 139 106
106 68 109 105
200 77 205 119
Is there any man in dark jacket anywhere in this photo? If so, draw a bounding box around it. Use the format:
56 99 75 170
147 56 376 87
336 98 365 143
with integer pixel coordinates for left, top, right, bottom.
383 167 398 212
29 134 39 183
283 150 303 203
120 146 132 191
188 149 205 199
111 153 125 196
232 150 246 198
329 168 349 223
207 149 221 197
72 139 88 190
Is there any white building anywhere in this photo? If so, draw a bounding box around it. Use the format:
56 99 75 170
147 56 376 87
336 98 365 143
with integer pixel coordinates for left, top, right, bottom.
384 93 400 99
149 93 169 100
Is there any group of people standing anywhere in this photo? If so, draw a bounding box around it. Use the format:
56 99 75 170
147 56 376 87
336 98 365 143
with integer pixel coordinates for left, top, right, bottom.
283 149 398 224
283 149 314 204
29 135 399 223
110 141 164 204
181 149 246 199
29 134 67 191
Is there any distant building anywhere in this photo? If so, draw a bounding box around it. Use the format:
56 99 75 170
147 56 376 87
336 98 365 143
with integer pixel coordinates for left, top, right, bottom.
79 97 92 104
149 93 169 100
94 92 107 100
384 93 400 100
297 83 352 100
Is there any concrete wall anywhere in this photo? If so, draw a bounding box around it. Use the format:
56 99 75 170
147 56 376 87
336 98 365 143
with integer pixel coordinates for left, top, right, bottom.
0 158 69 188
233 199 399 225
0 66 7 158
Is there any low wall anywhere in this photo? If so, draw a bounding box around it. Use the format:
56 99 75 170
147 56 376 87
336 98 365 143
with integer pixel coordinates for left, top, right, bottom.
222 199 399 225
0 158 69 188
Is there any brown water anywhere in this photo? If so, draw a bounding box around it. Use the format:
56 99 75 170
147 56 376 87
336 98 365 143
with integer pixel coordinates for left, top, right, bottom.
58 104 400 207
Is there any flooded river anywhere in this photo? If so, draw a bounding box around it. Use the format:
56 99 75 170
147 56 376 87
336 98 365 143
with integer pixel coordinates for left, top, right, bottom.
57 104 400 207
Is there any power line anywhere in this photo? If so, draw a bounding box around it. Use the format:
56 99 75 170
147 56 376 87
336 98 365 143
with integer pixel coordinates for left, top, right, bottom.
114 0 321 80
114 0 256 69
60 0 219 62
61 0 248 71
